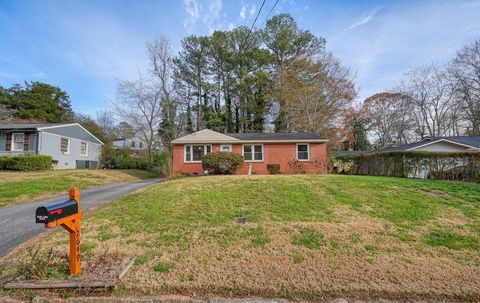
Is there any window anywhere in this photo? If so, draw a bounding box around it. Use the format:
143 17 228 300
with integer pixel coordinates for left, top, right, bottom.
12 133 24 151
80 142 88 156
185 144 212 162
131 141 136 148
297 143 309 160
220 144 232 152
243 144 263 161
60 137 70 154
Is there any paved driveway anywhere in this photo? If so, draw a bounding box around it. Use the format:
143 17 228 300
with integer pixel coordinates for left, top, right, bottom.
0 178 161 257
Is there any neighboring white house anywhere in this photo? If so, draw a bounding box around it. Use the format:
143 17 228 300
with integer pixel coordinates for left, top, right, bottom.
112 137 148 151
335 136 480 179
0 123 103 169
378 136 480 153
337 136 480 156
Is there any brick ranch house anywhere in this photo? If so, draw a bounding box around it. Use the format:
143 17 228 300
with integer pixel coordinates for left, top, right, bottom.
171 129 329 175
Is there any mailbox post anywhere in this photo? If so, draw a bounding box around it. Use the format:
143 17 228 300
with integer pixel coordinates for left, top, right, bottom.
35 188 84 275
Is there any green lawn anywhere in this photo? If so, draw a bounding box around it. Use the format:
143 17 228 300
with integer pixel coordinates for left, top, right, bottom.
0 169 158 208
2 175 479 301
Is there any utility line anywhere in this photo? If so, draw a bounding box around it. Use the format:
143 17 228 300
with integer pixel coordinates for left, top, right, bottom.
262 0 280 26
249 0 267 34
241 0 267 50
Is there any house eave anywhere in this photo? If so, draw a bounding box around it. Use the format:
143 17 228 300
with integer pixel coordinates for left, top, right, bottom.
38 123 104 145
172 139 329 144
406 139 478 151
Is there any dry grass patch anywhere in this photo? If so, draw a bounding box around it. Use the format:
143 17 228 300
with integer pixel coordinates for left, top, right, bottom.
1 175 480 301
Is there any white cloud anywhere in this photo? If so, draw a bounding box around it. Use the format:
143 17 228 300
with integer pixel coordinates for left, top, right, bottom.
346 8 380 31
183 0 200 30
0 71 14 79
240 5 246 20
249 4 257 17
239 3 257 22
206 0 222 22
183 0 224 33
326 1 480 101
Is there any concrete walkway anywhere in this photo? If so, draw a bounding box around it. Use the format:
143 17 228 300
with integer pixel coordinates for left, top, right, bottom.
0 178 161 257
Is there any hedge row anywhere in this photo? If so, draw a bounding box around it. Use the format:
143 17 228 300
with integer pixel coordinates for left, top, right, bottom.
332 151 480 183
0 155 52 171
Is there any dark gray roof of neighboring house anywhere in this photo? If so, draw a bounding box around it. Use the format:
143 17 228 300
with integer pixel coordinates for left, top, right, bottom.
226 132 328 141
375 142 427 152
333 136 480 156
0 123 72 130
434 136 480 148
335 150 370 156
377 136 480 152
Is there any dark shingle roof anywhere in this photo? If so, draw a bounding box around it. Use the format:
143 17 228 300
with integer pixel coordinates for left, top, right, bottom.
226 132 327 141
334 136 480 156
378 136 480 152
335 150 369 156
437 136 480 148
0 123 72 130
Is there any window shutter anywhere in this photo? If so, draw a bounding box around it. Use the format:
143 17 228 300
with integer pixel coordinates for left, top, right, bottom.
23 133 30 151
5 133 11 151
0 133 6 151
29 133 38 152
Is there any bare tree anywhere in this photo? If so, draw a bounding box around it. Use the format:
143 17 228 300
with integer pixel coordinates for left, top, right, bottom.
96 110 115 140
113 76 162 164
0 105 16 123
363 92 415 147
398 63 458 138
148 36 174 102
450 39 480 136
147 36 177 148
281 52 356 135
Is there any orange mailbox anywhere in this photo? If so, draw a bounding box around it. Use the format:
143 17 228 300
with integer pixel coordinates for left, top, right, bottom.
35 188 84 275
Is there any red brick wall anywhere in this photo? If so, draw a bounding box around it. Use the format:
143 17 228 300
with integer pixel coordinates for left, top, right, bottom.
172 142 328 176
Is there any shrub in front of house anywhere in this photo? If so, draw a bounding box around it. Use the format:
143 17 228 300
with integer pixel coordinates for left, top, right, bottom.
103 148 149 170
1 155 52 171
0 156 9 170
154 152 174 179
266 164 281 174
288 159 306 174
202 152 244 175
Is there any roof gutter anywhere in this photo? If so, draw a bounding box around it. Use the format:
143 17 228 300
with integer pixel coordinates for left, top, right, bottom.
172 139 329 144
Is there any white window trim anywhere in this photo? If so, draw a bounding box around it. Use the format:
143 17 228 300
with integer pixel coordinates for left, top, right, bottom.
296 143 310 161
184 144 212 163
80 142 88 157
220 144 232 152
242 144 264 162
11 133 24 152
11 133 25 152
61 137 71 155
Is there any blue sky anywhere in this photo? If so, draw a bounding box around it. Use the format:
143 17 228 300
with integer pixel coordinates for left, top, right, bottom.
1 0 479 115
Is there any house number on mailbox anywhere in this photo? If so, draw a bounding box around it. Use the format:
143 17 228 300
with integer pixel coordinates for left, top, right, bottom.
35 188 84 275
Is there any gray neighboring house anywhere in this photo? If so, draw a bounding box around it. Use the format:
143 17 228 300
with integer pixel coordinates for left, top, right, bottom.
0 123 103 169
